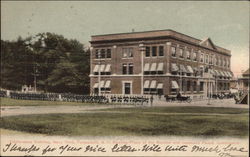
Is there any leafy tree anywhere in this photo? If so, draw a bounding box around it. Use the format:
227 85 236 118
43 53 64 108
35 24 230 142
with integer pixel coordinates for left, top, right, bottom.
1 33 90 94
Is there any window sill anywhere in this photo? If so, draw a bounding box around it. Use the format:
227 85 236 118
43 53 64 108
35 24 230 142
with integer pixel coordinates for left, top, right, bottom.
122 57 133 59
94 58 112 61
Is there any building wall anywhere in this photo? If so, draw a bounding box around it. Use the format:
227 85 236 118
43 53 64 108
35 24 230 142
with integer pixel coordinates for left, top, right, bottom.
90 30 232 96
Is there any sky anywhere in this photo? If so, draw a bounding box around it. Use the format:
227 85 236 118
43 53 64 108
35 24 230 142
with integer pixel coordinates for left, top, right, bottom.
1 1 249 77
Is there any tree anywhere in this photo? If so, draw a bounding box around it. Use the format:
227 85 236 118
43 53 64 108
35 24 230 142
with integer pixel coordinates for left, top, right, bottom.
1 33 90 94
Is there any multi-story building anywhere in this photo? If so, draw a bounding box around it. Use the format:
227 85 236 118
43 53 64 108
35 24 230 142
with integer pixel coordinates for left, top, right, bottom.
89 29 233 97
237 68 249 92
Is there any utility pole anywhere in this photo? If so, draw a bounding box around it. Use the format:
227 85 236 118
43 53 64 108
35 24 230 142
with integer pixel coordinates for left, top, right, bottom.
98 50 101 96
139 43 145 95
207 65 212 105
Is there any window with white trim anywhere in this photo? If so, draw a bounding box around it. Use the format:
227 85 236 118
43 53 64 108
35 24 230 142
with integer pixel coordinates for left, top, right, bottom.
159 46 164 56
205 54 209 64
179 48 184 58
200 53 204 62
145 47 150 57
193 52 197 61
186 50 191 60
122 48 133 58
171 46 176 57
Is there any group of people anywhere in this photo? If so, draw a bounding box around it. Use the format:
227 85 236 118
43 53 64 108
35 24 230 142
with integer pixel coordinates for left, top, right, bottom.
0 89 154 105
110 95 150 105
61 93 109 103
9 92 59 101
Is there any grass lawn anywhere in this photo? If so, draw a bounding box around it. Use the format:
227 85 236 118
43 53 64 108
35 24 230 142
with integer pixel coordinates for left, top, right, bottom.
1 107 248 137
102 106 249 114
0 97 105 106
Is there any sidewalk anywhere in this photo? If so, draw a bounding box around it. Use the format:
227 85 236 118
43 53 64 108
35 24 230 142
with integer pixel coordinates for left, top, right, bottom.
152 98 249 109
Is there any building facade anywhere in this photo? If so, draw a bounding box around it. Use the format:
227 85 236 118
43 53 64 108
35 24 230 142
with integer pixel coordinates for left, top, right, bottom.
89 30 233 97
238 68 249 92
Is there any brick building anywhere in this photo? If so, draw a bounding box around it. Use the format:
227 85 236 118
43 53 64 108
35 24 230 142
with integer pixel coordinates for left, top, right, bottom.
89 29 233 97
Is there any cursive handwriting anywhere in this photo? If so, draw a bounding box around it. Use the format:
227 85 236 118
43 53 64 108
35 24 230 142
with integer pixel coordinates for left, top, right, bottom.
42 145 56 155
223 144 248 152
111 144 138 152
84 145 106 152
59 144 82 154
2 143 39 153
2 142 248 157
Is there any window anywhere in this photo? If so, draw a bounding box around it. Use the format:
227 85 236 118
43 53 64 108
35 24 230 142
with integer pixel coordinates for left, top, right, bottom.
227 59 230 68
209 55 213 64
107 49 111 58
152 46 157 56
95 49 99 59
128 63 133 74
122 48 133 58
122 64 127 74
224 59 226 67
186 50 191 60
100 49 106 58
200 82 204 91
157 63 164 74
122 49 128 58
193 52 197 61
145 47 150 57
124 83 131 94
187 81 191 91
193 81 197 92
171 46 176 57
159 46 164 56
200 53 204 62
205 54 209 64
179 48 184 58
128 48 133 57
220 58 223 66
122 63 133 74
214 57 218 66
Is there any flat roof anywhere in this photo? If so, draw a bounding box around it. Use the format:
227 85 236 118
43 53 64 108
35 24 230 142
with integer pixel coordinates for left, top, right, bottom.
91 29 230 55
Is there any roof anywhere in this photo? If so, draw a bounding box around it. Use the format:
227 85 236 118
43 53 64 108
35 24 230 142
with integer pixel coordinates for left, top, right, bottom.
90 29 231 55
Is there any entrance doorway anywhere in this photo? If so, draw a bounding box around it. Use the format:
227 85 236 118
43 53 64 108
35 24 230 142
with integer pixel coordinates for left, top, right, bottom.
123 82 132 95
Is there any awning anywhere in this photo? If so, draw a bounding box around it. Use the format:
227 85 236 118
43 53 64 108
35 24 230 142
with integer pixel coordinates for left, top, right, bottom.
171 63 179 72
227 71 232 78
180 64 187 73
214 70 220 76
186 65 194 73
209 69 215 75
220 71 226 77
150 80 157 88
228 71 233 77
224 71 229 77
93 83 99 88
157 63 164 71
104 64 111 72
171 81 179 89
100 80 105 88
144 63 150 71
144 80 150 88
157 83 163 89
100 65 105 72
104 80 111 88
150 63 157 71
93 65 99 72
